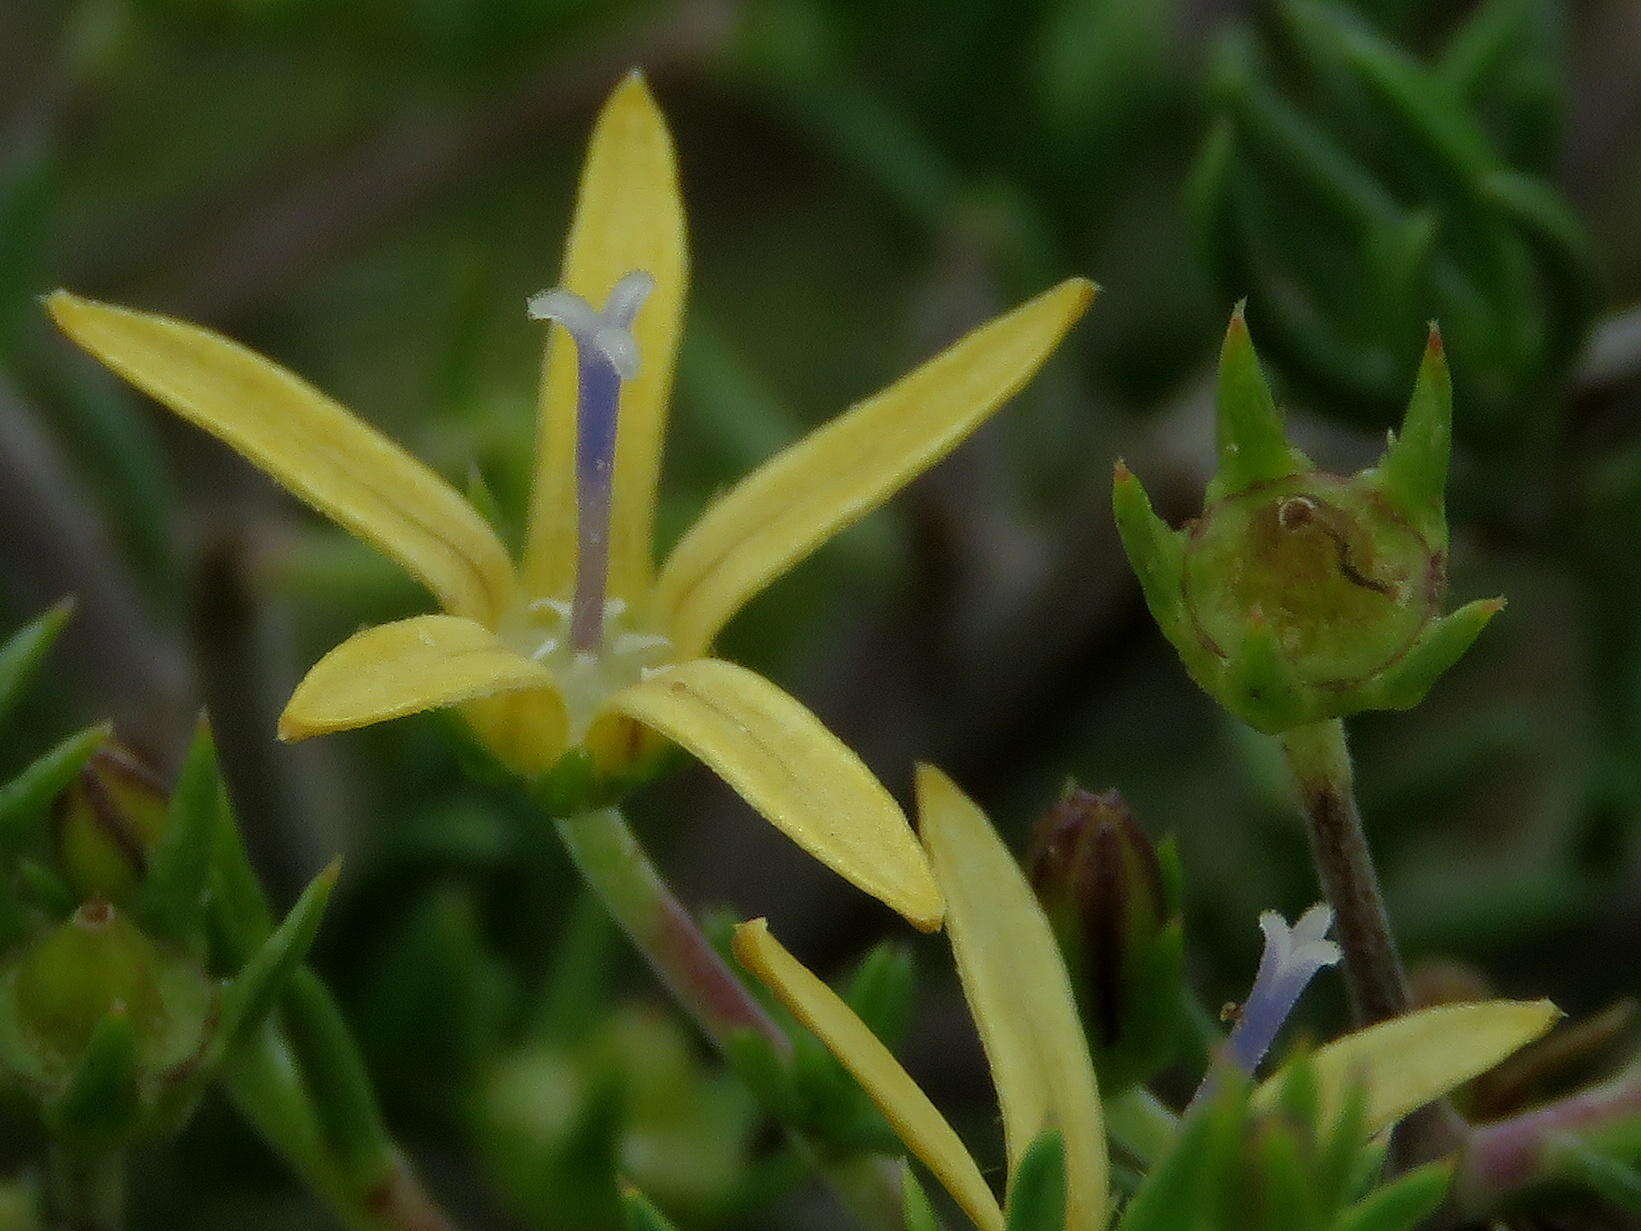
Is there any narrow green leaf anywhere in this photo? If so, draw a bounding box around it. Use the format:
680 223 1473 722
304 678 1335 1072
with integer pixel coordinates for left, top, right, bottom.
207 784 274 966
845 941 916 1050
0 600 73 726
282 968 393 1185
621 1186 683 1231
0 724 108 852
1006 1130 1067 1231
1548 1137 1641 1214
49 1010 140 1147
903 1162 946 1231
137 720 221 941
216 861 340 1055
1117 1101 1224 1231
1330 1163 1451 1231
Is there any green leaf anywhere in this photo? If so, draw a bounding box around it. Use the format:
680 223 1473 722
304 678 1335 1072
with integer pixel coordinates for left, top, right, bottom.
0 724 109 853
48 1010 140 1148
621 1185 683 1231
282 968 393 1186
207 785 274 966
1117 1100 1223 1231
137 720 221 941
0 600 73 727
216 862 340 1057
1548 1137 1641 1214
903 1162 945 1231
1330 1163 1451 1231
1006 1130 1067 1231
845 941 916 1050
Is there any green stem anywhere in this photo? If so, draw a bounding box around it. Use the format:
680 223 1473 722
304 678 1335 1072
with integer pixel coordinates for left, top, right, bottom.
555 807 903 1230
42 1146 123 1231
1276 718 1468 1170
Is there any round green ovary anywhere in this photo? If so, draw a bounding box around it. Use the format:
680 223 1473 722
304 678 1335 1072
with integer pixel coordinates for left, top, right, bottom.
1183 475 1437 687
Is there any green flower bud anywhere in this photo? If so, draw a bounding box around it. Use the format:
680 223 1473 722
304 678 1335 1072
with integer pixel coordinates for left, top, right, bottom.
11 903 164 1063
1115 309 1502 734
53 746 168 907
1028 787 1185 1092
0 902 215 1147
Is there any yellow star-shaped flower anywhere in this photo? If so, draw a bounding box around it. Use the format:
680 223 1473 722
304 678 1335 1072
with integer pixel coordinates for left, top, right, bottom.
47 72 1093 932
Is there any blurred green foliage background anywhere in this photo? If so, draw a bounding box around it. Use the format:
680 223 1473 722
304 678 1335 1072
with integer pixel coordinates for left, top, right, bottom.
1 0 1639 1225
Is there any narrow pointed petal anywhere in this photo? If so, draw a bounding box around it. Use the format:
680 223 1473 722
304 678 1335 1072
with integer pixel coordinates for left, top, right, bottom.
1372 598 1502 710
1251 1000 1560 1138
917 766 1109 1231
279 616 563 751
1209 306 1307 501
656 280 1096 659
523 72 687 605
605 660 943 930
1375 327 1452 547
48 292 514 624
733 919 1004 1231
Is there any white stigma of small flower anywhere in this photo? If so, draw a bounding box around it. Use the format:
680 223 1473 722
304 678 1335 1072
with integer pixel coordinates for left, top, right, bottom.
527 270 655 652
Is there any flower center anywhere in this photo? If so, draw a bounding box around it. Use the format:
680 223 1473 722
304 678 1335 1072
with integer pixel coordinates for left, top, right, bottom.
528 269 655 653
496 595 672 738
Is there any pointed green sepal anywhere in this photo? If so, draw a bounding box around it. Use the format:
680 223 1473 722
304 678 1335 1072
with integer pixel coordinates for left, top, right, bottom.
0 723 110 853
0 599 74 727
1223 616 1310 732
137 719 222 941
48 1010 141 1148
1373 325 1452 547
902 1163 945 1231
215 861 340 1058
1372 597 1502 710
1208 307 1309 501
1112 463 1205 679
1006 1130 1067 1231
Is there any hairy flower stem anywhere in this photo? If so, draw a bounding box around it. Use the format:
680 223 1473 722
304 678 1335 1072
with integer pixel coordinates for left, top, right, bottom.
555 808 903 1230
1277 718 1468 1169
44 1146 124 1231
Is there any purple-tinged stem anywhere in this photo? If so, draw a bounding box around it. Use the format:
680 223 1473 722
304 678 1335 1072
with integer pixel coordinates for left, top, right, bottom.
1277 718 1469 1170
553 808 903 1230
1455 1072 1641 1215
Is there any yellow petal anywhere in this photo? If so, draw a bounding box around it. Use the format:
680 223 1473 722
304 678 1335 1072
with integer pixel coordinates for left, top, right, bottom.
1252 999 1561 1138
280 615 563 754
604 659 943 930
48 291 514 625
522 71 687 606
732 919 1004 1231
654 279 1095 658
917 765 1108 1231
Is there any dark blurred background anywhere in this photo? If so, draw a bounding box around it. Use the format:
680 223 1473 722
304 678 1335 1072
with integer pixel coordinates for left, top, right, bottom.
1 0 1639 1226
